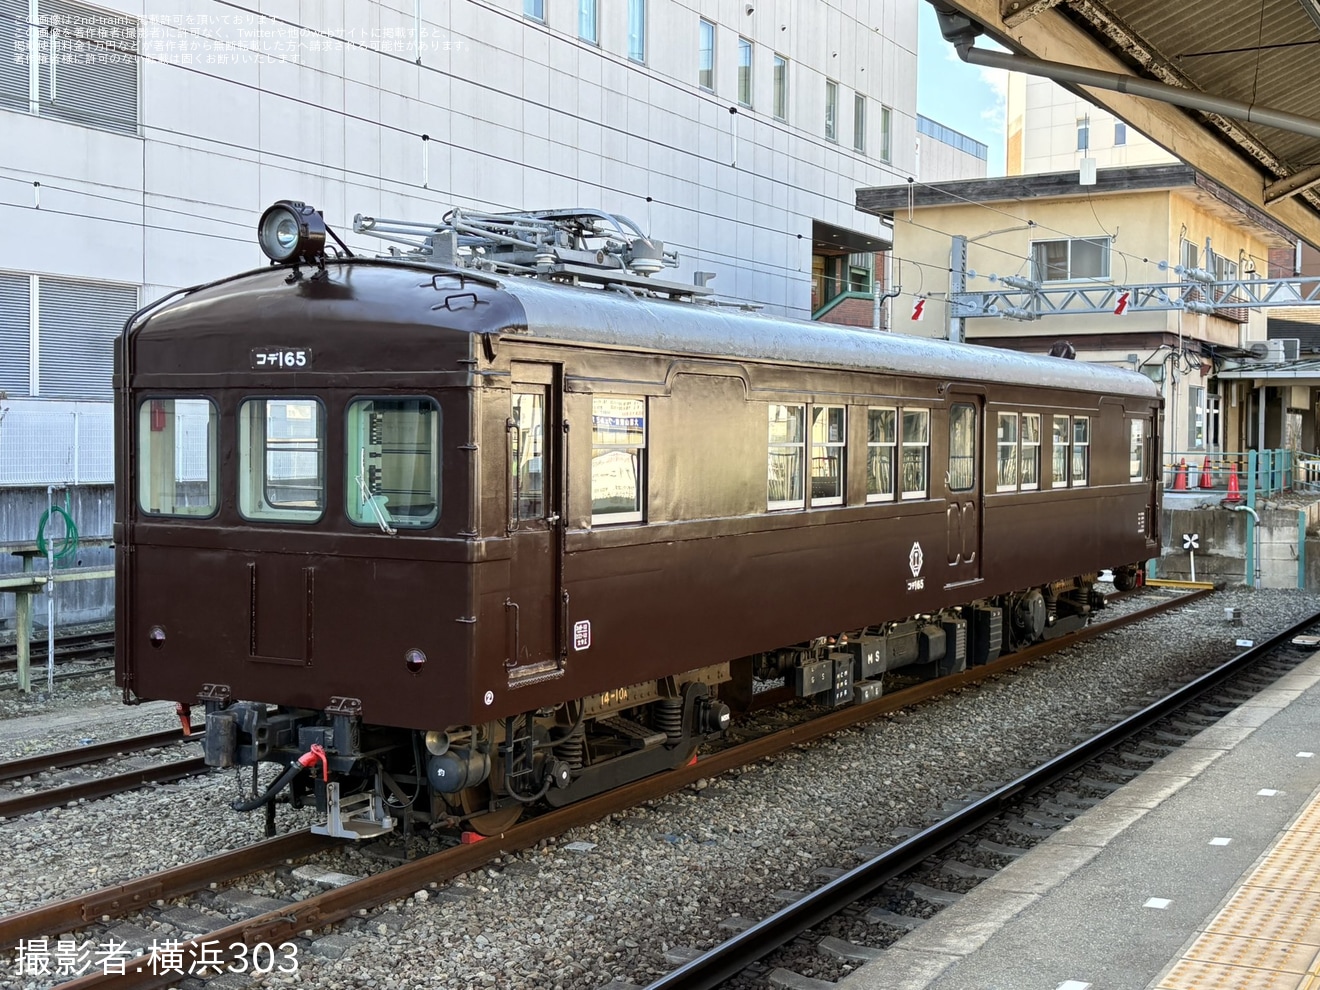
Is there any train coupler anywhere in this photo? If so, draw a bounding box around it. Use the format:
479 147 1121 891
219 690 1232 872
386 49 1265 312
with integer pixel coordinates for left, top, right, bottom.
310 769 396 840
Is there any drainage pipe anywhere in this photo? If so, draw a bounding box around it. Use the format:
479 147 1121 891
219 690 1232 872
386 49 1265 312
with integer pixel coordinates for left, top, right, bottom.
1225 503 1261 590
929 5 1320 143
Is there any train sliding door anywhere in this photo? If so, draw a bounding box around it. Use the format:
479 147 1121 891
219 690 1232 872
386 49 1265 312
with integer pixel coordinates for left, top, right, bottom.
943 396 983 587
505 363 565 684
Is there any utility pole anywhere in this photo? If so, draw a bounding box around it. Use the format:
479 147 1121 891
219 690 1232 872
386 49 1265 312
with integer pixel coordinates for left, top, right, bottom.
949 235 967 344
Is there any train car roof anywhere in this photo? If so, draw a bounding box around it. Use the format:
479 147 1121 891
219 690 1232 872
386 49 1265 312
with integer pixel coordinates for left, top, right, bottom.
137 261 1158 399
500 270 1159 399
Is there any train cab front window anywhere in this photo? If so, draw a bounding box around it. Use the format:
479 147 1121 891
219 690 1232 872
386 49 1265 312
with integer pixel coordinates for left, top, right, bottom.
346 398 441 530
239 398 325 522
137 398 218 517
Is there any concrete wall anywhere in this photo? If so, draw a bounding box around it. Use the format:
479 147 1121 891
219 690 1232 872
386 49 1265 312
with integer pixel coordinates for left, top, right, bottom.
1158 496 1320 590
0 486 114 633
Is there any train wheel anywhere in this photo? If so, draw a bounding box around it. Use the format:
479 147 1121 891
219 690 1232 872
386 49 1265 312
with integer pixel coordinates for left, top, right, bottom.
457 787 523 836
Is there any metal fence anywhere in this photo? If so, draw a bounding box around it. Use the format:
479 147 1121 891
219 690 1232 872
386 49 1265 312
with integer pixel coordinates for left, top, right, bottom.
1164 449 1297 497
0 402 114 487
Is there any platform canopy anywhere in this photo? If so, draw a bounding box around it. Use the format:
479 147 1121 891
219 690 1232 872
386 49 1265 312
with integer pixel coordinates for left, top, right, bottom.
927 1 1320 248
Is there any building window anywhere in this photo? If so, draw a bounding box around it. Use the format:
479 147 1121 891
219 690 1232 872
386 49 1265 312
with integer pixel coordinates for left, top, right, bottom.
346 398 440 530
901 409 929 499
768 404 805 510
627 0 646 62
996 413 1019 492
239 398 326 522
579 0 598 43
1052 414 1070 488
737 37 752 107
1076 116 1090 151
523 0 545 20
825 80 838 142
880 106 892 162
0 271 138 399
591 396 645 524
866 407 896 502
1129 419 1146 482
1031 237 1111 282
773 54 788 120
853 93 866 153
137 399 218 518
1021 413 1040 490
949 404 976 492
3 0 138 133
1188 385 1206 450
698 18 715 91
847 253 873 293
1114 121 1127 146
810 406 845 506
1072 417 1089 485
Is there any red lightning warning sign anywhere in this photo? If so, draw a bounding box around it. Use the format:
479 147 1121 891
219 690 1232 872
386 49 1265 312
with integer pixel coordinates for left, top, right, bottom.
911 298 926 321
1114 291 1130 316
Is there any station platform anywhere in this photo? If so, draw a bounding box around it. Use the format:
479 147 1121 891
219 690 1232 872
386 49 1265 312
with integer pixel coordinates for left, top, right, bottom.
837 649 1320 990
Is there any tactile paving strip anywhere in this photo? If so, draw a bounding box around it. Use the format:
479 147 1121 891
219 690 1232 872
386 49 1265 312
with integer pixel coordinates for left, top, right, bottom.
1157 799 1320 990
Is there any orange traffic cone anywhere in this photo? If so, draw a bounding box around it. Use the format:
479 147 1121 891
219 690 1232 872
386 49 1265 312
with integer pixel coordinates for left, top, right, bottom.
1199 457 1213 489
1225 463 1243 503
1173 458 1188 490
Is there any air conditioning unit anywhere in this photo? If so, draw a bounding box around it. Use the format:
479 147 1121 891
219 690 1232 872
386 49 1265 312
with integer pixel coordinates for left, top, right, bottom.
1248 339 1300 363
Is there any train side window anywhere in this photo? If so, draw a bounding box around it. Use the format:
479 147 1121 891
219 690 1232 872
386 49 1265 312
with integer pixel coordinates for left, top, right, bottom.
137 398 218 518
900 408 929 499
810 405 845 506
1129 419 1146 482
591 396 646 524
345 398 440 530
866 407 896 502
948 403 975 492
511 388 548 522
1051 414 1070 488
768 404 805 509
1021 413 1040 490
1072 417 1090 485
996 413 1019 492
238 399 325 521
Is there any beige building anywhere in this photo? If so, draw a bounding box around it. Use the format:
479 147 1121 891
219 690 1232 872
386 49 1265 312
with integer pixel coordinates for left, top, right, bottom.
857 164 1295 459
1006 74 1172 175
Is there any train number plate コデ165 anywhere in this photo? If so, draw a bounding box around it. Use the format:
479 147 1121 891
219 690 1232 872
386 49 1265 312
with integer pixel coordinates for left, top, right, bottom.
250 347 312 370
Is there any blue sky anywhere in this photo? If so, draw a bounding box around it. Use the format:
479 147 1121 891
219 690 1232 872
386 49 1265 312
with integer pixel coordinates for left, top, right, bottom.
916 4 1008 176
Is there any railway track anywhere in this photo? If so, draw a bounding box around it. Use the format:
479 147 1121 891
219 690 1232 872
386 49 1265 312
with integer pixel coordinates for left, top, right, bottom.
1 587 1212 988
0 632 114 674
637 607 1320 990
0 727 203 819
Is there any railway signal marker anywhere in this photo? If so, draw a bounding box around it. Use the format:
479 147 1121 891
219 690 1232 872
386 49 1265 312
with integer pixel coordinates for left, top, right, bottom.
1183 533 1199 581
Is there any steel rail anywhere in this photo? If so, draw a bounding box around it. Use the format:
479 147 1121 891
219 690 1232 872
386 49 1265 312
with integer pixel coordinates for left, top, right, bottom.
0 727 197 784
643 605 1320 990
0 635 114 673
49 590 1210 989
0 756 209 820
0 831 337 949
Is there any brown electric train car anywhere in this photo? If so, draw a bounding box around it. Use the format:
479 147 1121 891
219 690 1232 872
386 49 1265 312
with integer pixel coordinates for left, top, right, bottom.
115 205 1162 837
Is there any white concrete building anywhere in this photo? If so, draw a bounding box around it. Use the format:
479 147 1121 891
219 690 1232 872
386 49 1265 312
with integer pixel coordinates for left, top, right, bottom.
915 113 987 182
1 0 922 463
1005 71 1172 176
